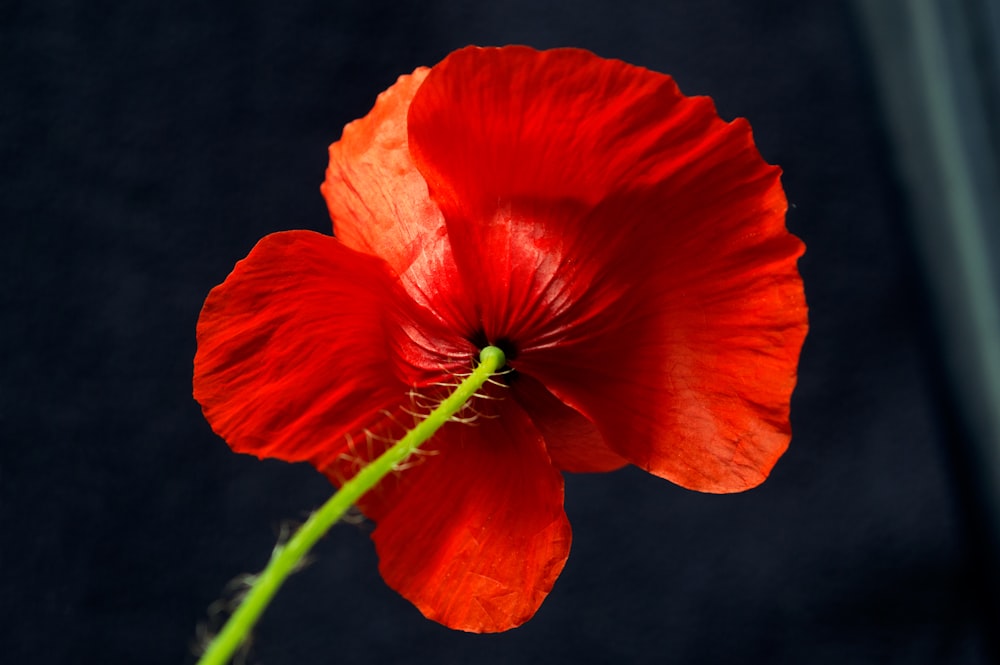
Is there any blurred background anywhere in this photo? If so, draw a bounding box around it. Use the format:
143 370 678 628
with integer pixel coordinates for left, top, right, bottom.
2 1 998 663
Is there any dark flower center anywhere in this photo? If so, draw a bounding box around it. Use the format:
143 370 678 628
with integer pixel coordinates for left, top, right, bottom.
470 330 518 362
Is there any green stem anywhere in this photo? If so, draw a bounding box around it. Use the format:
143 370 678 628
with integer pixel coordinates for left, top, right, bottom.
197 346 507 665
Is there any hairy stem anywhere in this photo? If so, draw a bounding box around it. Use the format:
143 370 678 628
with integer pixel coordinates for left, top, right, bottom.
197 346 507 665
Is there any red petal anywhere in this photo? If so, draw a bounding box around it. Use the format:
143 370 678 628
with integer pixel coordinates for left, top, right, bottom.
533 256 806 492
523 172 806 492
193 231 411 469
406 45 807 492
332 398 571 632
403 46 760 349
512 374 627 473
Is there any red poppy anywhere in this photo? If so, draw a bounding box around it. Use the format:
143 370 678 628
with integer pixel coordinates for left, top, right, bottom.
194 46 807 633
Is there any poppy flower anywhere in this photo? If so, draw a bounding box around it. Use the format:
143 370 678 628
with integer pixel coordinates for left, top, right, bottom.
194 45 807 633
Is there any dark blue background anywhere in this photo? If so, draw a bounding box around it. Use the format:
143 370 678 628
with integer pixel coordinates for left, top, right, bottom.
2 1 995 663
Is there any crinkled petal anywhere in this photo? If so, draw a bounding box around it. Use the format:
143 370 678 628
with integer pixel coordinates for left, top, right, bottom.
406 45 807 492
193 231 411 469
330 398 571 632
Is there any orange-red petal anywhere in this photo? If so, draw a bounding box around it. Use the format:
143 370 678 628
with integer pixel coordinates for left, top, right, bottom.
330 397 572 633
322 68 474 332
193 231 411 469
322 68 436 273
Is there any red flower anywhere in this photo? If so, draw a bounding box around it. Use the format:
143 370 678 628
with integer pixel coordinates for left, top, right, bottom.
194 46 807 632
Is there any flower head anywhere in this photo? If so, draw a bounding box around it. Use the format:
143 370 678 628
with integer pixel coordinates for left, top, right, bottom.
194 46 807 633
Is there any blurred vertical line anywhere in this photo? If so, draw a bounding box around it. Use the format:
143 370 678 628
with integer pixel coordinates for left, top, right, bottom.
853 0 1000 616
